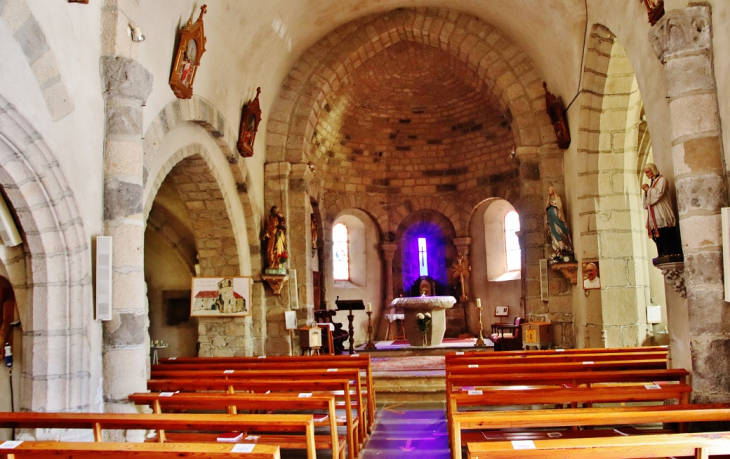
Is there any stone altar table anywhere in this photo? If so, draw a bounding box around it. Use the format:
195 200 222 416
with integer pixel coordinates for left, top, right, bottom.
390 295 457 346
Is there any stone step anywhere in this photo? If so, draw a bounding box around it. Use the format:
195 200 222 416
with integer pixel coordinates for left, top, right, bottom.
373 371 446 403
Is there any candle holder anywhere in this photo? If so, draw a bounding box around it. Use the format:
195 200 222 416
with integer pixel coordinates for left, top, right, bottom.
364 311 376 350
474 306 487 347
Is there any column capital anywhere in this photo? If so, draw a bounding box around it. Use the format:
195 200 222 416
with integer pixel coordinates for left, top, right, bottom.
453 237 472 248
650 4 712 64
381 242 398 259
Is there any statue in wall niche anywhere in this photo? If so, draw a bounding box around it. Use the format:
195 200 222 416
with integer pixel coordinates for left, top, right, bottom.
262 206 288 273
546 185 574 262
641 163 682 260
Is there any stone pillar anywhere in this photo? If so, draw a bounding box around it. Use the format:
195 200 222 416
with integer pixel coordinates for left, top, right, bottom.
290 163 315 326
381 243 398 308
263 162 292 355
650 4 730 402
100 0 153 419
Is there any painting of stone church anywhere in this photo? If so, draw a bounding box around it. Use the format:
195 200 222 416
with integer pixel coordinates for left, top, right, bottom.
191 277 250 316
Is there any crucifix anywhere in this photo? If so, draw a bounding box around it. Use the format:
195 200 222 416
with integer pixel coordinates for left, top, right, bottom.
451 253 471 303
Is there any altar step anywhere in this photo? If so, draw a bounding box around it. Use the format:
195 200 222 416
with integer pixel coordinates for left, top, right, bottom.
373 370 446 403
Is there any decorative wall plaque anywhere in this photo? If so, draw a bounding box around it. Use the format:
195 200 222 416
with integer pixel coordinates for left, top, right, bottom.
169 5 207 99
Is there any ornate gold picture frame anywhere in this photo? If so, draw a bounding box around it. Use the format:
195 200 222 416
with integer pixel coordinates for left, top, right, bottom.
169 5 207 99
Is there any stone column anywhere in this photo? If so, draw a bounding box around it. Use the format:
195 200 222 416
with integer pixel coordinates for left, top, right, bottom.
650 5 730 402
289 163 315 326
100 0 153 419
381 243 398 308
263 162 292 355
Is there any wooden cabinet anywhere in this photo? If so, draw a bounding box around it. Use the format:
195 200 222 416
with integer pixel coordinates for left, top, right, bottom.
299 326 322 355
522 322 552 350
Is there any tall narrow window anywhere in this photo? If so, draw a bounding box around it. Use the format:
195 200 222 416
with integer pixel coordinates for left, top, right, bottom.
333 223 349 280
505 211 521 272
418 237 429 276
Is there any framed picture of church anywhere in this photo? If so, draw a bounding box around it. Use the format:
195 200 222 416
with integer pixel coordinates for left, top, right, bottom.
190 277 252 317
169 5 207 99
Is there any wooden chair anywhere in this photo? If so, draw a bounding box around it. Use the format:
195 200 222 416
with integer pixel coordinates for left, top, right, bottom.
314 309 348 354
490 316 524 351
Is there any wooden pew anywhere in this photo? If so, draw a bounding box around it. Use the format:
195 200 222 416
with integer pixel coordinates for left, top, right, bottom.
466 431 730 458
147 377 360 458
445 346 667 363
151 364 375 439
451 403 730 459
446 359 668 377
0 440 280 458
155 355 376 435
129 392 347 459
445 351 668 367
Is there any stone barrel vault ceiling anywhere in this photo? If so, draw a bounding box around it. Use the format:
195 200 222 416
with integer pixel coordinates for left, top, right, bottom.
315 39 516 194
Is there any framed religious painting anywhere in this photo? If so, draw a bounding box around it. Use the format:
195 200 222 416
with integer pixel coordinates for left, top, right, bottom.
190 277 252 317
237 87 262 157
169 5 207 99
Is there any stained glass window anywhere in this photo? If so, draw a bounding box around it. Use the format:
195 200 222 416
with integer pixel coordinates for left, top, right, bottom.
418 237 428 276
505 210 521 272
333 223 349 280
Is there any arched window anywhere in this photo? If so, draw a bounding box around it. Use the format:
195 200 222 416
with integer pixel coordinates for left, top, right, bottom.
504 210 521 272
333 223 349 280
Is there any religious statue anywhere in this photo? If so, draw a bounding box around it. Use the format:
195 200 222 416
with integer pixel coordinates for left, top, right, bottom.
641 163 682 258
450 253 471 302
546 185 574 262
311 214 318 250
262 206 288 273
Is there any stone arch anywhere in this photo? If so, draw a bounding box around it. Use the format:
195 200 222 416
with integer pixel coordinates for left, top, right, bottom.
268 8 555 166
0 0 74 120
325 195 388 238
390 195 463 237
143 97 258 268
0 95 91 412
576 24 652 348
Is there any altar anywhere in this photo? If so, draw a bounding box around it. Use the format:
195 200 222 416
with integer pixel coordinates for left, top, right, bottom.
390 295 457 346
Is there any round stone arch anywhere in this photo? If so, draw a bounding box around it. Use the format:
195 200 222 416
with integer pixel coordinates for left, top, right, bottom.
142 97 259 270
267 7 555 166
0 95 91 413
576 23 654 348
325 195 388 239
390 196 465 239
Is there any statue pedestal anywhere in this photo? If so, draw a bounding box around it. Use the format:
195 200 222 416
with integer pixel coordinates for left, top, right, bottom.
390 296 457 346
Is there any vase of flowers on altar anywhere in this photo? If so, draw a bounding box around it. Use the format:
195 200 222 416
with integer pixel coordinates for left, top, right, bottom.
416 312 432 347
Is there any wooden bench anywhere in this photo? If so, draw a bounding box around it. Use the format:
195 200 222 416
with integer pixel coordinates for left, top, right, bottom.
153 358 376 435
149 367 367 444
128 392 346 459
147 377 361 458
445 346 668 363
446 359 668 377
466 431 730 458
451 403 730 459
0 412 309 458
446 351 668 367
0 440 281 458
155 354 376 435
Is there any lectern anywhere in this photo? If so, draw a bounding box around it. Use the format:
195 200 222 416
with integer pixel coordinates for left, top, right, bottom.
335 297 364 354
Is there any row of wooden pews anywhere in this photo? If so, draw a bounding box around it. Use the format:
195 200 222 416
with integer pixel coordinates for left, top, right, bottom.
137 353 376 459
445 346 730 459
0 353 374 459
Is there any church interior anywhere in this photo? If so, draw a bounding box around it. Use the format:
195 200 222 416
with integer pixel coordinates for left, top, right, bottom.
1 0 730 457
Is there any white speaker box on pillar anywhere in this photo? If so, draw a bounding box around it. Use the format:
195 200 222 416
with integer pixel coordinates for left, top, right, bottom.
96 236 113 321
0 193 22 247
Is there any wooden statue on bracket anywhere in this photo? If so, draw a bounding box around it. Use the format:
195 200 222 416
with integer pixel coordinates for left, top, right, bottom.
544 82 571 149
237 87 262 157
169 5 207 99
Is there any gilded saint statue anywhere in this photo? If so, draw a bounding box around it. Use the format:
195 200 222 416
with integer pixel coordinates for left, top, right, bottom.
262 206 288 273
546 185 574 262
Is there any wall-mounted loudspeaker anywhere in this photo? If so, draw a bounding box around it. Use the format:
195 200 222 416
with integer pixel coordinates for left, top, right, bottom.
96 236 113 321
539 258 549 302
0 194 22 247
